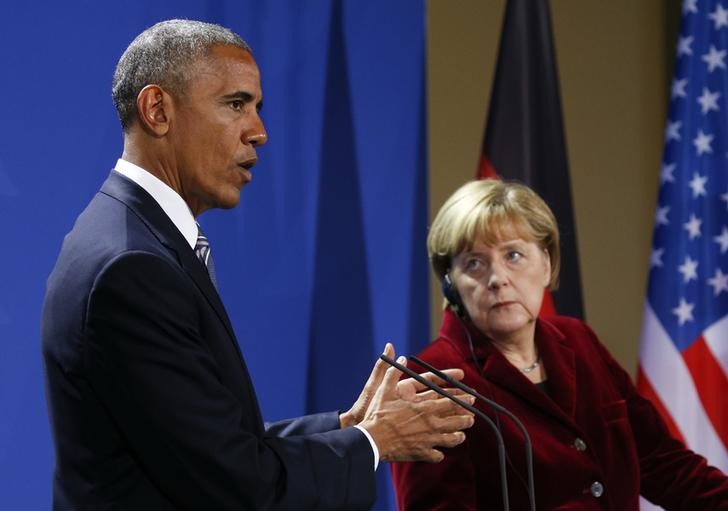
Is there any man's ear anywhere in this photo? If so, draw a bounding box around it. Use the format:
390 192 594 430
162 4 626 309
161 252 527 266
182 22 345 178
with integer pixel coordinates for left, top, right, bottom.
136 84 171 136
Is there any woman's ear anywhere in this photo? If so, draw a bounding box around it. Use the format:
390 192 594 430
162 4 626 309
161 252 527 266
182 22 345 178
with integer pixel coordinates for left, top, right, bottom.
541 248 552 288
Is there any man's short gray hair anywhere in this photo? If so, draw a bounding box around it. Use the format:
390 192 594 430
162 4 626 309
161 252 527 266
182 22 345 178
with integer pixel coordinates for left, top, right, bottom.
112 19 251 131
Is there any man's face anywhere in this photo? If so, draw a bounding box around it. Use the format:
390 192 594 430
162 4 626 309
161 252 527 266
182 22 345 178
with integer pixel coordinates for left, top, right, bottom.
169 45 267 216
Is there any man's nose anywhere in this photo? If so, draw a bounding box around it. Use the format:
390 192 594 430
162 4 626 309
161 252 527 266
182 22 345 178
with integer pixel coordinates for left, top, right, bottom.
244 117 268 147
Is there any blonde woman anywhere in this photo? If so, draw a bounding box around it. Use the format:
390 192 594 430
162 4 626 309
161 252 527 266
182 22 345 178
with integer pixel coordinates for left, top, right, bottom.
391 179 728 510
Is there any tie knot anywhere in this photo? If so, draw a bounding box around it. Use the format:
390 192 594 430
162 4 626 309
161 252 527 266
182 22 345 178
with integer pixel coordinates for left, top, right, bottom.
194 224 217 289
195 224 210 254
195 232 209 250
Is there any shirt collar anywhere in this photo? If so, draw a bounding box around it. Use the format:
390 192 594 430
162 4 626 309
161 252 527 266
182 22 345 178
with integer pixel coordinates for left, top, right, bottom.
113 158 198 249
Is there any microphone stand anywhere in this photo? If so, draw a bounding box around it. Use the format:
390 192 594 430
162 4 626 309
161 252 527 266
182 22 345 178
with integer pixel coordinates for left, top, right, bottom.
380 354 510 511
410 356 536 511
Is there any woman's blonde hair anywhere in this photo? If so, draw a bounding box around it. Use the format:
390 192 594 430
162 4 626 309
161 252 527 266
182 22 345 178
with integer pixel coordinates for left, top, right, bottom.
428 179 560 289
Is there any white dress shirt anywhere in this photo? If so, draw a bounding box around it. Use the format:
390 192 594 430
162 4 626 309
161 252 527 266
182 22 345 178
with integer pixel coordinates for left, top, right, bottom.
114 158 198 249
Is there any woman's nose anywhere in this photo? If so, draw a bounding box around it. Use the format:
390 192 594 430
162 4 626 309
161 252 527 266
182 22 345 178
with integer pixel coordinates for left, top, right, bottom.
487 263 507 290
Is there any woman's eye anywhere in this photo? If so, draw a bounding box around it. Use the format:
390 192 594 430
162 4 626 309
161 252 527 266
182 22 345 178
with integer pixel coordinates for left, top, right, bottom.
507 251 523 262
465 259 482 272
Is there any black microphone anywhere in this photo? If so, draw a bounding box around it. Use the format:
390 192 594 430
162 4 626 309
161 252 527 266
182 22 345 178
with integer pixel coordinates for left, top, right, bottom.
409 356 535 511
379 354 511 511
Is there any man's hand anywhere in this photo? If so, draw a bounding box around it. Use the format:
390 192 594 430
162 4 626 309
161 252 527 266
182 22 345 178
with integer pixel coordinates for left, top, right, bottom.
354 346 475 463
340 344 395 428
340 343 469 427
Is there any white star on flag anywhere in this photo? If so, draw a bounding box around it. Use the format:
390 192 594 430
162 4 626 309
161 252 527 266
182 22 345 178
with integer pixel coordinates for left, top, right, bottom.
666 120 682 141
651 247 665 268
709 3 728 29
694 130 714 154
697 87 721 113
708 268 728 295
678 255 699 282
661 163 676 183
702 45 727 72
722 191 728 210
714 226 728 253
672 297 695 325
678 35 694 56
684 214 703 239
683 0 698 13
689 172 708 197
656 205 670 226
672 78 689 98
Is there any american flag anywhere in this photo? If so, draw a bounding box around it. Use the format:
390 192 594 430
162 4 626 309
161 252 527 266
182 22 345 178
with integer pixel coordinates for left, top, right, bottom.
638 1 728 508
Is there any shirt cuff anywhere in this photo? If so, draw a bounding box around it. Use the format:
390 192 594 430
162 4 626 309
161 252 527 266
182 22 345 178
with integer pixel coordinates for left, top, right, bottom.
353 424 379 470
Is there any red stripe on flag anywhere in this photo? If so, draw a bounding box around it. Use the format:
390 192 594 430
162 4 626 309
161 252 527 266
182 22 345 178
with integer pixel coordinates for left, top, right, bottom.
682 336 728 448
539 291 556 317
477 154 499 180
636 366 686 444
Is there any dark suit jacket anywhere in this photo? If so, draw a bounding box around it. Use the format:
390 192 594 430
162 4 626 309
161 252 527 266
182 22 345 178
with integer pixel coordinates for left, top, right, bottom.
41 171 375 510
391 309 728 510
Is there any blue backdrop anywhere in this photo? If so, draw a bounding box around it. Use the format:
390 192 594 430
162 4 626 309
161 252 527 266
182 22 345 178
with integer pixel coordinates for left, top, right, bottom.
0 1 429 509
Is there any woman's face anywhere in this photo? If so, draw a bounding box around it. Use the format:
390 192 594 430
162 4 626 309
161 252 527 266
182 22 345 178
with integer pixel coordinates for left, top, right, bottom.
450 226 551 344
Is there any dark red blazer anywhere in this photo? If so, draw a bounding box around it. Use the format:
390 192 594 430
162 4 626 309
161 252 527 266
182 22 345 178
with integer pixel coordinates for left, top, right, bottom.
391 309 728 510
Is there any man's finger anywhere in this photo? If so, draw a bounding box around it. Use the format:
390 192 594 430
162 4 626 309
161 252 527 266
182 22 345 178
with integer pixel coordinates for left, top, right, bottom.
432 412 476 433
433 431 467 449
398 368 465 394
422 448 445 464
399 387 473 403
422 367 465 383
364 342 394 387
418 394 476 417
381 355 407 394
399 388 439 402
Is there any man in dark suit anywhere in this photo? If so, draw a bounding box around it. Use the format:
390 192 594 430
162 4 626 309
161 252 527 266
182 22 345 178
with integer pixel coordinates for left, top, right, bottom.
41 19 474 510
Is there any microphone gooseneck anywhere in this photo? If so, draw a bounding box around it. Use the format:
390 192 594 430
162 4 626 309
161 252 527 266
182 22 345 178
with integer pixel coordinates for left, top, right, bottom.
409 355 536 511
379 354 510 511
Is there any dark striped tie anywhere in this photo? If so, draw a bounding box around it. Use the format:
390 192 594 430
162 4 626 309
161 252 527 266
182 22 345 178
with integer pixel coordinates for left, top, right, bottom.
194 224 218 289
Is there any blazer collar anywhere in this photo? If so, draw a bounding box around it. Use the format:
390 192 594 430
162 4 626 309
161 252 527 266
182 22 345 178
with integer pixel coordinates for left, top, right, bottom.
439 308 578 426
99 171 244 363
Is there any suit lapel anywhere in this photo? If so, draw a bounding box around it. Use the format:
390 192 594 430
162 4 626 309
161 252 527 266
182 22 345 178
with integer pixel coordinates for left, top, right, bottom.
535 319 577 420
99 171 245 365
465 317 579 429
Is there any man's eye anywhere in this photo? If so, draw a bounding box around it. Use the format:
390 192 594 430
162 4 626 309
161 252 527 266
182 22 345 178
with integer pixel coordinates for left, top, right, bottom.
230 100 243 110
